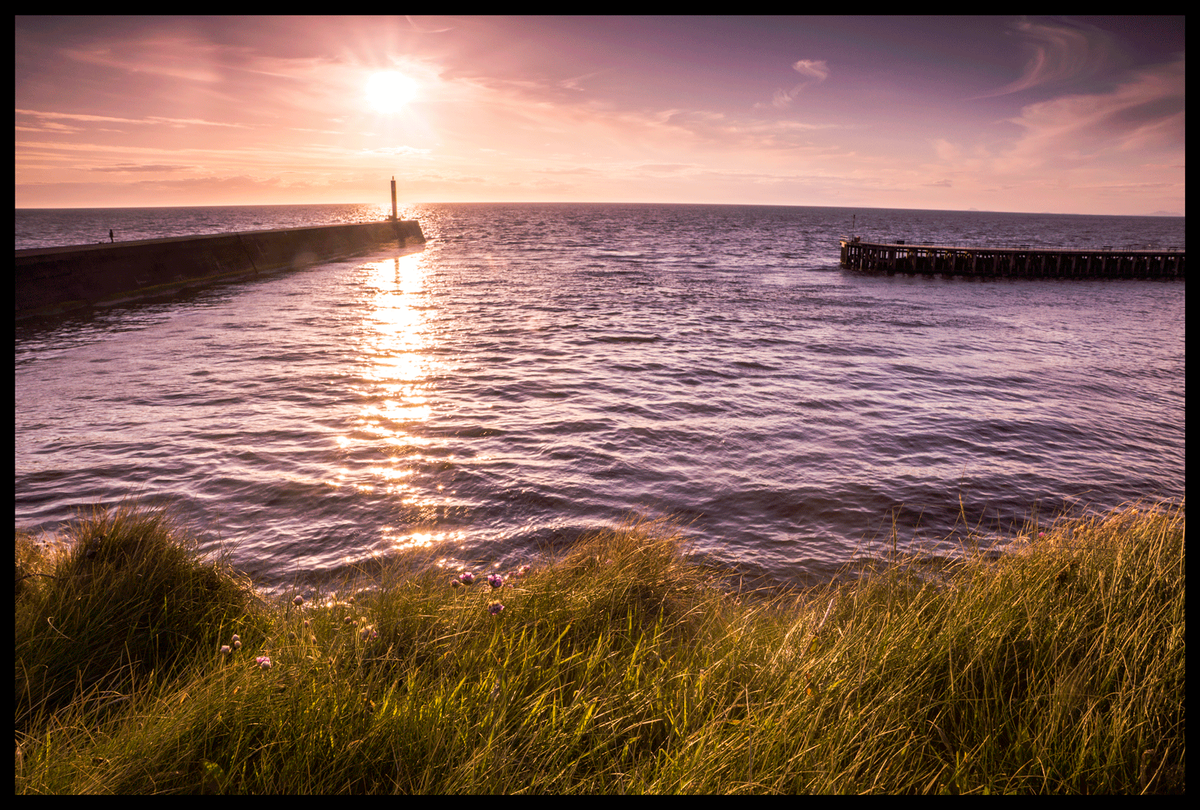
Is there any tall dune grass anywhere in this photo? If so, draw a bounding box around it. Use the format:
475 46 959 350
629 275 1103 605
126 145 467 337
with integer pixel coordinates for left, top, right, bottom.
15 500 1184 793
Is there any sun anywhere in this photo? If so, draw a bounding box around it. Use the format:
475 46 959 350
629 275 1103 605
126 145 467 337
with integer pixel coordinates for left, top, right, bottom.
366 71 418 114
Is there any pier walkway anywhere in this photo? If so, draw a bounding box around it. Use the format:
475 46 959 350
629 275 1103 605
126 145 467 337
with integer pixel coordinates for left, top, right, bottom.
839 239 1184 279
16 219 425 319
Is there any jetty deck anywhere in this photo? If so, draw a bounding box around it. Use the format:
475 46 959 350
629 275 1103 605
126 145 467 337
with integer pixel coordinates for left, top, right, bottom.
839 239 1184 279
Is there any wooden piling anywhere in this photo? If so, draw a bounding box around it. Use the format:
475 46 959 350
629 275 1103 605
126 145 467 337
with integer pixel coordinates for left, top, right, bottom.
839 240 1184 279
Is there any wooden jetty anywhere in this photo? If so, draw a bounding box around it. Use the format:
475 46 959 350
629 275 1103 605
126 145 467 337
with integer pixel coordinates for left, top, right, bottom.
840 239 1184 279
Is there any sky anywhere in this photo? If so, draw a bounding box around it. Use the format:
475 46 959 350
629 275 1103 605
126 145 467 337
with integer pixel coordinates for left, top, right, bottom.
14 15 1185 215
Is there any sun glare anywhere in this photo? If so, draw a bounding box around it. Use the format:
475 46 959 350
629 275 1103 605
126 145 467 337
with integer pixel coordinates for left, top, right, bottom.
366 71 418 114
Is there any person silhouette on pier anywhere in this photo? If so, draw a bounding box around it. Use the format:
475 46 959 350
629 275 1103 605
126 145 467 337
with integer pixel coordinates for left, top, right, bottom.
109 229 114 243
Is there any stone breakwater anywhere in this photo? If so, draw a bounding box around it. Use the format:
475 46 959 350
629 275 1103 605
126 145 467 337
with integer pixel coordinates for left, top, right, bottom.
15 219 425 318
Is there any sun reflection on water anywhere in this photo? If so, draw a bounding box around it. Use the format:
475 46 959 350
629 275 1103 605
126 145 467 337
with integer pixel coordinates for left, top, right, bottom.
334 252 464 558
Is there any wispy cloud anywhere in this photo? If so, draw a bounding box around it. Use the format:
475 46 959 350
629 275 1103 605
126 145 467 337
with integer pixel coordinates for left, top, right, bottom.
1002 58 1184 165
970 17 1122 99
557 69 615 92
927 55 1184 209
90 163 191 173
636 163 695 174
792 59 830 83
16 108 249 129
60 36 229 84
361 145 432 157
403 15 456 35
770 59 830 108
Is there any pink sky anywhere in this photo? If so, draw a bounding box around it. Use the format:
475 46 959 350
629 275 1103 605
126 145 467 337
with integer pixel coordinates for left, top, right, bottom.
15 15 1185 215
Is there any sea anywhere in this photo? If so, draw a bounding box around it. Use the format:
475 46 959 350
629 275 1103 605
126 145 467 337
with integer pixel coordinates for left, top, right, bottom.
15 203 1186 593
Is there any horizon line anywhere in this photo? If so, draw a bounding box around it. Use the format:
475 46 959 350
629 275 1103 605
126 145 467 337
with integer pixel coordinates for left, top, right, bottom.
13 201 1186 218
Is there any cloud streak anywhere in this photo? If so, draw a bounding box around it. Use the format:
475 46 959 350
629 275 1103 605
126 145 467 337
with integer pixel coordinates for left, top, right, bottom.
1004 58 1184 164
771 59 831 108
971 17 1123 99
17 108 249 129
792 59 830 83
927 55 1184 212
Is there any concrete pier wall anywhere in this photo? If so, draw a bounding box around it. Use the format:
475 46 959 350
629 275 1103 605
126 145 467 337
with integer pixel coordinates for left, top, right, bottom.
15 219 425 318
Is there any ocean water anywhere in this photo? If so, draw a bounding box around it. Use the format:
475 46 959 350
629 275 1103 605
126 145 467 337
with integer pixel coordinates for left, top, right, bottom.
15 203 1186 592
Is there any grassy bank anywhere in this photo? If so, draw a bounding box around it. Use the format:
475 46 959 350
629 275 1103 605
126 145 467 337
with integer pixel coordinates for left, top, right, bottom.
16 501 1184 794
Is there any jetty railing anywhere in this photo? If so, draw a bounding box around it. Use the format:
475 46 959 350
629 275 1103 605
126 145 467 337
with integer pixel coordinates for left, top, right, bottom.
839 239 1185 279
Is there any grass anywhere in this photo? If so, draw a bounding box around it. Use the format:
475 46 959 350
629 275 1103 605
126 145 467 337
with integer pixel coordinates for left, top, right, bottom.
15 500 1184 794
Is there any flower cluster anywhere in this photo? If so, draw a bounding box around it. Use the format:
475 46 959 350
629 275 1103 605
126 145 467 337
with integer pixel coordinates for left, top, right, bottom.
452 562 536 615
218 632 275 670
220 633 242 655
